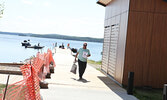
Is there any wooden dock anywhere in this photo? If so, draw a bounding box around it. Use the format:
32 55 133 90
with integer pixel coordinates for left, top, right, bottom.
40 48 138 100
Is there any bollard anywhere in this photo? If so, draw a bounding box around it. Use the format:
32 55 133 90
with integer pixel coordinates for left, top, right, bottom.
45 73 51 78
49 64 54 73
163 84 167 100
40 81 48 89
127 72 134 95
50 66 54 73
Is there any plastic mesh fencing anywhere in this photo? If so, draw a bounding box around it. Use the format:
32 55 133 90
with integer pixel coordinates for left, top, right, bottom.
0 80 28 100
0 49 55 100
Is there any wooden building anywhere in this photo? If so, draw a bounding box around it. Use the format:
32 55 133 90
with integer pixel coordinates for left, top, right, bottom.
97 0 167 88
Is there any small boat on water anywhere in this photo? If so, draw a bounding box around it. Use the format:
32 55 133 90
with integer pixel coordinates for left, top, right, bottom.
25 45 44 49
21 40 31 46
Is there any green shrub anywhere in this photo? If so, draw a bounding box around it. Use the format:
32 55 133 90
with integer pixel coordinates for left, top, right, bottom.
133 88 162 100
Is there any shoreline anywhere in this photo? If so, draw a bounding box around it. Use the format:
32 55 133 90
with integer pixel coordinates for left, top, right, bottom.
87 60 101 70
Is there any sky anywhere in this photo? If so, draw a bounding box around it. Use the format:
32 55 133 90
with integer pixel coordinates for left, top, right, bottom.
0 0 105 38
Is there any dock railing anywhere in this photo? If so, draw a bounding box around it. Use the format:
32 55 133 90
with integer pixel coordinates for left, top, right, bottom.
0 49 55 100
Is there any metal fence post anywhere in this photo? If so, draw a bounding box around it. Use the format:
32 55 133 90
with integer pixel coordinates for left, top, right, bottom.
127 72 134 95
163 84 167 100
3 74 10 100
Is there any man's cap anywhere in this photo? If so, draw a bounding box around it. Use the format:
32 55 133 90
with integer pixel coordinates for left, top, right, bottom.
83 43 87 46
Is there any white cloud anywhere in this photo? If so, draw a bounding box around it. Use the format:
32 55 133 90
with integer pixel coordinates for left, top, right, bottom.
21 0 33 5
43 2 50 7
0 0 104 38
17 16 32 22
0 15 104 38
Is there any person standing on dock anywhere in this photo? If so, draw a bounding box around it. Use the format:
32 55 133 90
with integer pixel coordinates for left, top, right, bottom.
75 43 91 80
55 42 57 47
67 43 70 49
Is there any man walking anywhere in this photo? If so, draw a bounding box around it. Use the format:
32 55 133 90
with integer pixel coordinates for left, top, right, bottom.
75 43 91 80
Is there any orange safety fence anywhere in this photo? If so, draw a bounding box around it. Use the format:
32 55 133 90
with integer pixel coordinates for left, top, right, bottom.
0 49 55 100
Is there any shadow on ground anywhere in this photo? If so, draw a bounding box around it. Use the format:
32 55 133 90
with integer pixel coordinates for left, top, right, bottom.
71 78 90 83
98 76 135 100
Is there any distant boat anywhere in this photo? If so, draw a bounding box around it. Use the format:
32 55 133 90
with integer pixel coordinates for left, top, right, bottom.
21 40 31 46
25 45 44 49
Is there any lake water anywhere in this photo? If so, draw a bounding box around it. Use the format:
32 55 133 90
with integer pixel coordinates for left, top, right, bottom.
0 34 103 63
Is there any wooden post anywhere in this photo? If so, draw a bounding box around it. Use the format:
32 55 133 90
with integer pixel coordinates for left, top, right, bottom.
3 74 10 100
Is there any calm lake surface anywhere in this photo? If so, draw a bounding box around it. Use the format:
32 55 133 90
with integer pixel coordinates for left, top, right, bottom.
0 34 103 63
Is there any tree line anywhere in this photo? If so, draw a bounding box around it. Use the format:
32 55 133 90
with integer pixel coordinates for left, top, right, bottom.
0 31 104 43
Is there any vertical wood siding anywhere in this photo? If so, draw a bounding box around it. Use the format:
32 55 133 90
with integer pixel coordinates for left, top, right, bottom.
148 14 167 88
116 12 129 83
122 0 167 88
102 0 129 84
123 12 154 86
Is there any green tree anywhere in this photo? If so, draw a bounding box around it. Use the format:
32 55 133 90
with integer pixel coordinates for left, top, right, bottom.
0 3 4 18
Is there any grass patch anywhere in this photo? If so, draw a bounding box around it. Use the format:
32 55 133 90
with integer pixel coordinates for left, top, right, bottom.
133 87 163 100
87 60 101 65
0 84 5 90
87 60 101 71
0 84 6 93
